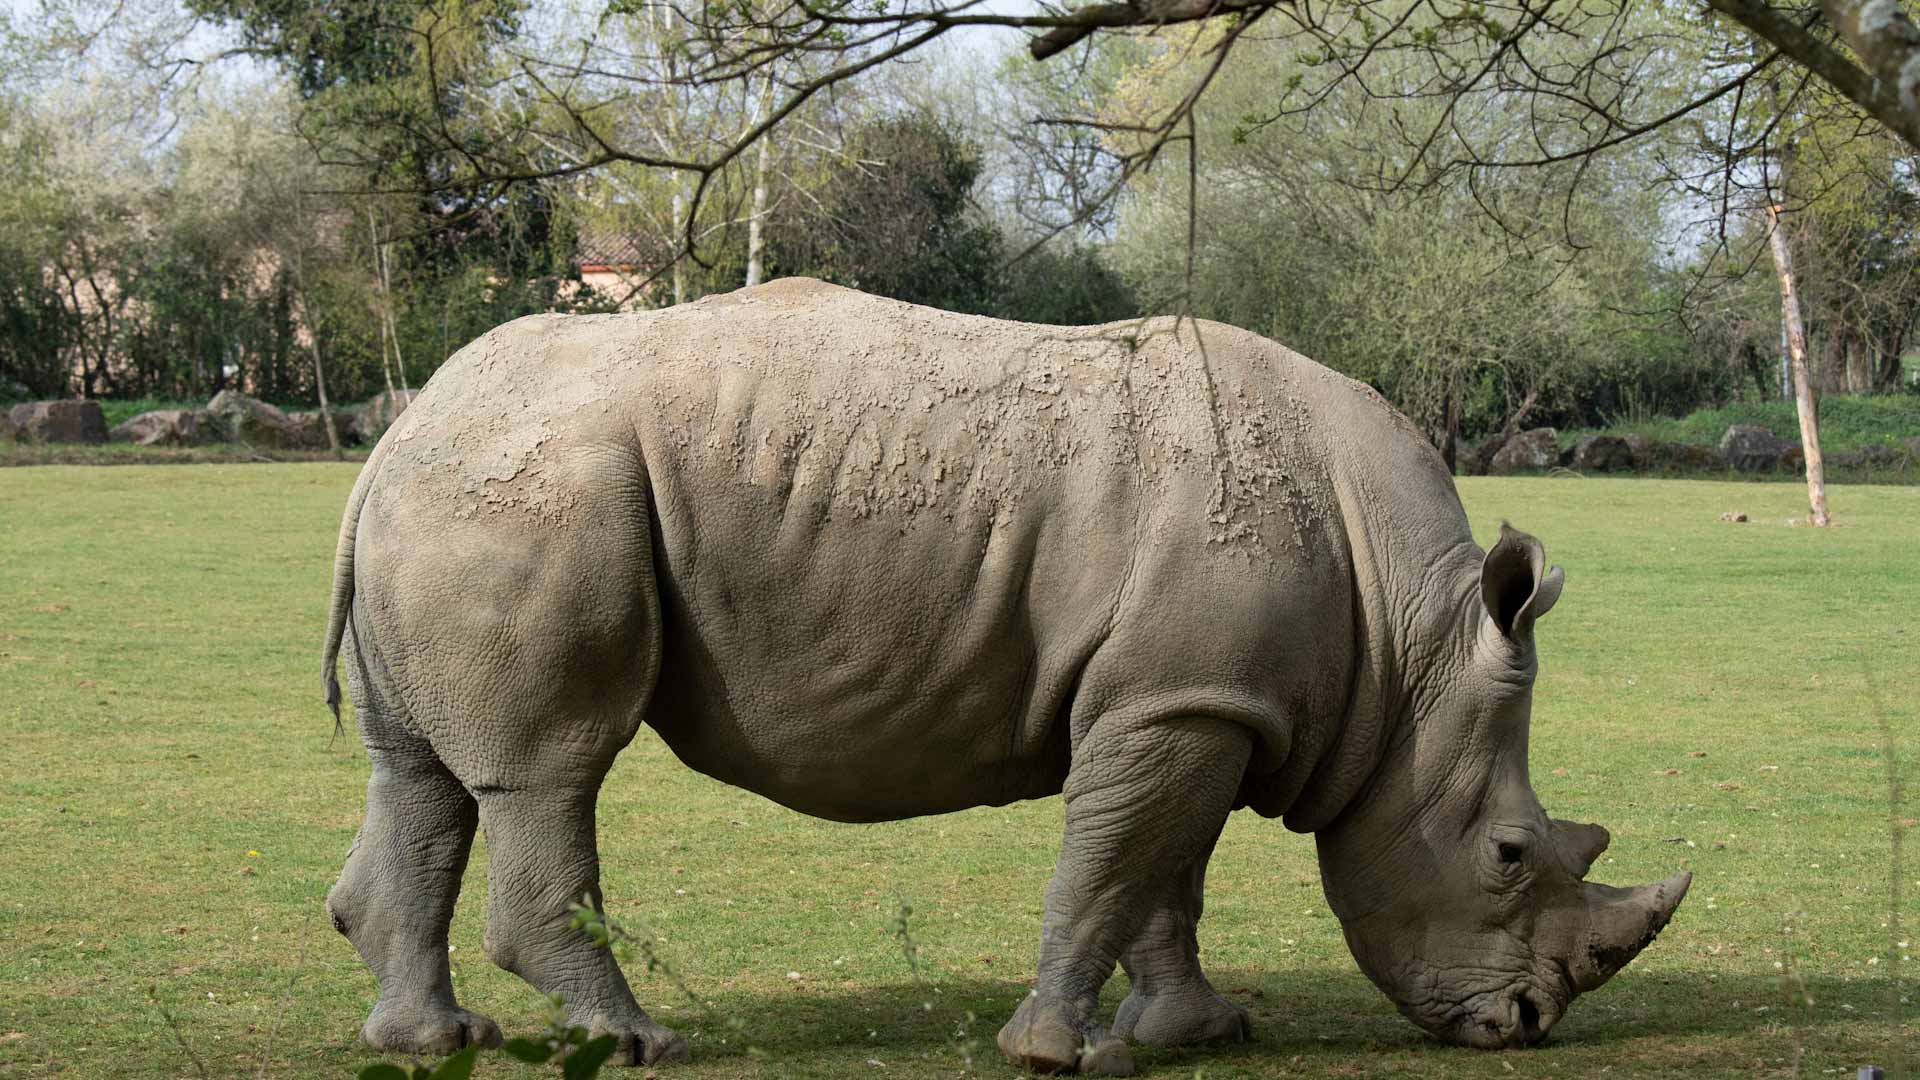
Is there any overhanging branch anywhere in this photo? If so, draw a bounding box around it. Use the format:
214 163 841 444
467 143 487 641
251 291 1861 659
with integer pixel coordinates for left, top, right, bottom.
1706 0 1920 148
1027 0 1277 60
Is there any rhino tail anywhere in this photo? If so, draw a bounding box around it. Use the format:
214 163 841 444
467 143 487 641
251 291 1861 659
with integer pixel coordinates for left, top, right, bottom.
323 437 395 741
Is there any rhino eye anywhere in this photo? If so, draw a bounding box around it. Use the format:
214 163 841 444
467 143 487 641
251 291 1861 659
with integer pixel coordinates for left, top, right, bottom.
1497 842 1525 865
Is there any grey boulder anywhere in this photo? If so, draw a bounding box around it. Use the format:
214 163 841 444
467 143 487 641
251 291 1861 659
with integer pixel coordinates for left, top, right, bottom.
1565 433 1634 472
8 400 108 444
1666 442 1724 470
359 389 418 438
1622 433 1657 470
109 408 222 446
284 411 338 450
208 390 296 448
1718 424 1791 472
1488 427 1558 474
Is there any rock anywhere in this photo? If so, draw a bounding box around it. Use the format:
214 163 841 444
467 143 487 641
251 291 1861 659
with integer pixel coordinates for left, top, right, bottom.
1858 442 1900 467
1907 436 1920 460
109 408 222 447
1459 434 1504 476
359 389 418 438
1718 511 1748 523
1718 424 1791 472
284 411 337 450
7 399 108 444
207 390 295 448
1567 433 1635 472
1487 427 1559 475
1665 443 1724 471
1622 433 1657 470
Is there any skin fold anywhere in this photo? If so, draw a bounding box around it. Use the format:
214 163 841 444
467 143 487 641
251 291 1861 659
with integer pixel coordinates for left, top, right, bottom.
320 279 1687 1074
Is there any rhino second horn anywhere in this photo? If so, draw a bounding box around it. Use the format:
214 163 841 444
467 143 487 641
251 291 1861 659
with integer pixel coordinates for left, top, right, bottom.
1569 871 1691 993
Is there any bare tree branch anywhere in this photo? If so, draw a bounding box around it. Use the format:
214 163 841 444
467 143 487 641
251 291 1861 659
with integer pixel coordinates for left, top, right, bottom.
1707 0 1920 147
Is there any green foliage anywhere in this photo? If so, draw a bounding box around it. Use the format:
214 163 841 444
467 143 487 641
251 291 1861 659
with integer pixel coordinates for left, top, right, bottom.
0 97 80 396
185 0 521 98
997 244 1139 326
1571 393 1920 452
494 995 619 1079
661 112 1137 325
766 114 1006 314
1107 32 1724 444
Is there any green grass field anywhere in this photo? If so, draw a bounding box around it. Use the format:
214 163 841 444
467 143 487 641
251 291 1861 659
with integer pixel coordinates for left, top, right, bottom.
1 466 1914 1079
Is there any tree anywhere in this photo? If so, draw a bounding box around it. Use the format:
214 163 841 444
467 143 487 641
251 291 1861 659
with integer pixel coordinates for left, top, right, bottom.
787 115 1005 312
0 97 74 397
1106 29 1700 454
1765 203 1831 525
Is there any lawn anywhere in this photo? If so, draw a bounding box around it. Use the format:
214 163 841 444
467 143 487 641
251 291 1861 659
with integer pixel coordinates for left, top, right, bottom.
0 466 1914 1080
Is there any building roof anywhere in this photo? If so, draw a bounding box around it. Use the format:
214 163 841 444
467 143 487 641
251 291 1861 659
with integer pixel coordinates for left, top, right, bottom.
576 227 668 271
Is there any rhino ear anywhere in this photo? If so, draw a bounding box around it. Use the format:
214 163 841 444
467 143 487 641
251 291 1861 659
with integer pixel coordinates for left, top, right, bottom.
1480 523 1563 644
1551 818 1611 878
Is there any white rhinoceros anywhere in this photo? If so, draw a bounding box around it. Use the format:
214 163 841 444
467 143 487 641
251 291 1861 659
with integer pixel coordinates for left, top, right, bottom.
321 278 1687 1074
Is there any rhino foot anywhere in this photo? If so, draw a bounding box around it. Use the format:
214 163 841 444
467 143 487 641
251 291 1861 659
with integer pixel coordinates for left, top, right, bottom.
1111 986 1250 1047
585 1014 689 1068
361 1002 502 1056
996 994 1136 1076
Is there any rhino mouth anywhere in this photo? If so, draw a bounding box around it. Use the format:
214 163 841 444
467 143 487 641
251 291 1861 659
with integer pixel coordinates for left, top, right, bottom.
1424 967 1572 1049
1456 983 1559 1048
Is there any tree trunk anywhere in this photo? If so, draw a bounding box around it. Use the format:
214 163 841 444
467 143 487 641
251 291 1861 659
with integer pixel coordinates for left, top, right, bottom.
744 78 774 289
1765 204 1830 527
288 243 345 462
671 186 688 306
367 208 400 398
308 337 343 460
1438 386 1459 475
1879 328 1907 391
745 134 772 288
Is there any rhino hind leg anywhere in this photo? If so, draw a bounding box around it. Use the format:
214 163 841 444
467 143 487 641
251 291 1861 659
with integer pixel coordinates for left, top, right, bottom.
477 785 689 1067
997 715 1254 1076
1110 842 1251 1047
326 699 500 1055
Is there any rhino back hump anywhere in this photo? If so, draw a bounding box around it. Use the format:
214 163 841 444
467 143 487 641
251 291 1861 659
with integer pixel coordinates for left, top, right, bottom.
377 280 1415 821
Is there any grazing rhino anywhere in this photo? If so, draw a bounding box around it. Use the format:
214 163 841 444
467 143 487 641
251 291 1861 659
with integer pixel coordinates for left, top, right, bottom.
321 278 1687 1074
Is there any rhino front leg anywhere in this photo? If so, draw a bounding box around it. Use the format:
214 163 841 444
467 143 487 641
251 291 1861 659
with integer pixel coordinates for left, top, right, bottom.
998 715 1253 1076
477 786 689 1067
1110 842 1251 1047
327 727 501 1055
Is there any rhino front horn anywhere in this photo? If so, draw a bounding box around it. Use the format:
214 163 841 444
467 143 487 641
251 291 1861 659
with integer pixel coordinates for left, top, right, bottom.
1567 872 1691 993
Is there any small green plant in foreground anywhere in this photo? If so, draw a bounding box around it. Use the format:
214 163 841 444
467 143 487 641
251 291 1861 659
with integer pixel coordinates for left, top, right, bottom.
357 1044 479 1080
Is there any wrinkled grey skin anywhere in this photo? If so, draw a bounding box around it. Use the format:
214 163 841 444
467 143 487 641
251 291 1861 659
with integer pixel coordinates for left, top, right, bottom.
321 279 1687 1074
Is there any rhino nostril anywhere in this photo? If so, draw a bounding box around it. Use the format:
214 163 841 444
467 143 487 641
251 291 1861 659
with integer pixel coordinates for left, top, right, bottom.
1515 992 1542 1040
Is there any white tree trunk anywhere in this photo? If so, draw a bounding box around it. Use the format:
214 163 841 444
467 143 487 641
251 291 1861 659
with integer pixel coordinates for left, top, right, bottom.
745 133 772 288
1765 204 1831 527
672 187 688 306
745 75 774 288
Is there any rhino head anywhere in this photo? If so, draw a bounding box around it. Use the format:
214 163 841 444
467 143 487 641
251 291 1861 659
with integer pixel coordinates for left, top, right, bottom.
1315 524 1688 1048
